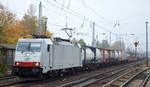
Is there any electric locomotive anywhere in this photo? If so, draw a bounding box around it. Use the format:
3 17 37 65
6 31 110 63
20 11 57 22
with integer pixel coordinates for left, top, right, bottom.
12 38 82 77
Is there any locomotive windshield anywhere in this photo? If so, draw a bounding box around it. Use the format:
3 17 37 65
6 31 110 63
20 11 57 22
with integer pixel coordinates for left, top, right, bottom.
17 42 41 52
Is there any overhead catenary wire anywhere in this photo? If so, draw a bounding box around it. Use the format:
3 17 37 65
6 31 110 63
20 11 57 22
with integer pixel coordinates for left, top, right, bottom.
43 2 84 36
42 0 118 36
42 2 70 27
40 0 146 52
65 0 114 29
43 0 91 30
43 0 87 22
80 0 113 26
54 0 116 34
40 0 119 45
39 5 66 28
42 3 67 18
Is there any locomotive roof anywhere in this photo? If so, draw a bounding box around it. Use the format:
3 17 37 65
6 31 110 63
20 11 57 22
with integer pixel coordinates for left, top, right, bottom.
18 38 78 47
18 38 53 45
18 38 51 42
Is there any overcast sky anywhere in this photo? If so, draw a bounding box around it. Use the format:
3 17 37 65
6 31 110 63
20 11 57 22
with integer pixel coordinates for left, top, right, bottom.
1 0 150 52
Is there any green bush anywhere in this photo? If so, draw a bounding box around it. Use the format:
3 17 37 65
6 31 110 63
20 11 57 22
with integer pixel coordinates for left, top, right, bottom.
0 59 7 73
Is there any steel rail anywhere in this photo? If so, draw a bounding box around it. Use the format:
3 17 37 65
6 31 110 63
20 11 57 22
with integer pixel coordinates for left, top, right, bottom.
140 73 150 87
82 68 129 87
0 78 41 87
0 74 11 78
0 76 17 80
59 64 135 87
102 69 137 87
120 68 150 87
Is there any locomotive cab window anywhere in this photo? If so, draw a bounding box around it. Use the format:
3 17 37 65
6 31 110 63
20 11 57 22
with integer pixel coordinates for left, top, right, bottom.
17 42 41 52
16 42 29 51
30 43 41 52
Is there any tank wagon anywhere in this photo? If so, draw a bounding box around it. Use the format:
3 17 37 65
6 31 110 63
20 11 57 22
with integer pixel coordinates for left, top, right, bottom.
12 38 142 78
81 47 126 67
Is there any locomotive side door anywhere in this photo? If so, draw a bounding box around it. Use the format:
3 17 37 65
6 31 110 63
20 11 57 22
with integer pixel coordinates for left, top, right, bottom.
49 44 53 69
47 44 53 69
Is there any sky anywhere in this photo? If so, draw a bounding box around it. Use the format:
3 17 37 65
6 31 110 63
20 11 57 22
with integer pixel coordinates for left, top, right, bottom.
1 0 150 52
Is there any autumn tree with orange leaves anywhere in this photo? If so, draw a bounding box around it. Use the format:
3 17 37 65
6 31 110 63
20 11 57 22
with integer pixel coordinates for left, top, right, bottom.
0 3 29 44
3 22 29 44
0 3 53 44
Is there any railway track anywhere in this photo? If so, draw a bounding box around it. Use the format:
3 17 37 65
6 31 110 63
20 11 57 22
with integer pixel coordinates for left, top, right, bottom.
103 67 150 87
9 62 137 87
0 74 11 78
0 74 39 87
120 68 150 87
0 61 143 87
143 73 150 87
58 63 140 87
0 76 41 87
0 75 19 87
140 73 150 87
21 64 134 87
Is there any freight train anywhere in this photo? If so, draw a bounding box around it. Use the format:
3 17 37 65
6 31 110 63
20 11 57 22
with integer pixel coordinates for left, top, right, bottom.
12 37 142 78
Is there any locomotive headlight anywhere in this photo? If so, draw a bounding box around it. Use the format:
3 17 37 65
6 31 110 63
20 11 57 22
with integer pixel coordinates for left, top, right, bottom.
35 62 40 66
26 53 30 56
16 62 19 66
24 53 32 57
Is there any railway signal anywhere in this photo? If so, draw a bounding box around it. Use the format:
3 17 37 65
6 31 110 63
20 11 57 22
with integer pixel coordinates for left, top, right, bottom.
134 41 139 47
133 41 139 60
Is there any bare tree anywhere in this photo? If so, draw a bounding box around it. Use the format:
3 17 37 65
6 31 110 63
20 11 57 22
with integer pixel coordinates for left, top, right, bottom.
21 4 37 34
111 40 125 50
27 4 36 16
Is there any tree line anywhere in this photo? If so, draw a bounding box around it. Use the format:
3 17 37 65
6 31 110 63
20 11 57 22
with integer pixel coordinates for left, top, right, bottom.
0 4 51 44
